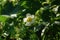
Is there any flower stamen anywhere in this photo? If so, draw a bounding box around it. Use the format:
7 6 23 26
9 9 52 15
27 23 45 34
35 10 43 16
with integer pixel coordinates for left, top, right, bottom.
27 17 32 22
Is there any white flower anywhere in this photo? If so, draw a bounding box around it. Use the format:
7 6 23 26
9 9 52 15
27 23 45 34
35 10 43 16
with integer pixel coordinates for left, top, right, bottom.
10 14 17 18
23 13 35 26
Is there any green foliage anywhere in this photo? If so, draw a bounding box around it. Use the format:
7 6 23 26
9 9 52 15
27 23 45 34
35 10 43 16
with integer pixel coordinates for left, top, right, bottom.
0 15 8 22
0 0 60 40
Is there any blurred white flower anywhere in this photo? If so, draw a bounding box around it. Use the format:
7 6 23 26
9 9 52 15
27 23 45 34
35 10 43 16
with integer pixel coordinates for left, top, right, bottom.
10 14 17 18
52 6 59 13
2 33 9 37
23 13 35 26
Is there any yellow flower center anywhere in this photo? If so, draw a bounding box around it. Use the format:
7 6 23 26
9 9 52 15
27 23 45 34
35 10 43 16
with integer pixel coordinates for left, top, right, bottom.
27 17 32 22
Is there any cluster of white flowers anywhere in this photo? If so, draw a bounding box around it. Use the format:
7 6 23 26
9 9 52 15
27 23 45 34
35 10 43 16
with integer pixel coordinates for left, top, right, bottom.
23 13 35 26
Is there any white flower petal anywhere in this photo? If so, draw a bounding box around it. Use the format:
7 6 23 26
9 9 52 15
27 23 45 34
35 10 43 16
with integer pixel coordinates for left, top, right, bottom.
25 22 31 26
31 15 34 18
23 18 27 22
26 13 31 17
31 20 35 24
